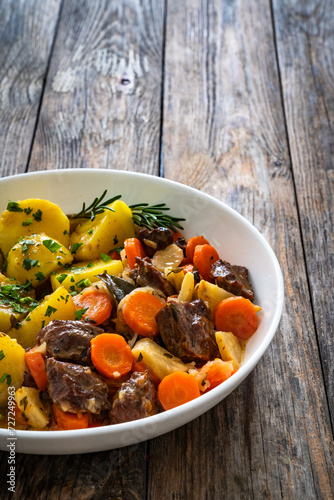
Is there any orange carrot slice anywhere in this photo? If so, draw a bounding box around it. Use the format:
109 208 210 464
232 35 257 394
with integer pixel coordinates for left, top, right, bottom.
90 333 133 378
213 296 258 340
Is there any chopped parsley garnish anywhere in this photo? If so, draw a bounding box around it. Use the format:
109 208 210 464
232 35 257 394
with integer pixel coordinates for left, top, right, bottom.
137 353 143 362
44 305 57 317
101 253 111 262
76 278 91 289
24 207 33 215
87 229 93 235
41 320 45 329
22 218 33 226
7 200 23 212
33 209 42 221
22 257 39 270
19 395 28 411
57 273 68 284
163 352 173 358
0 281 39 314
63 230 69 235
86 262 94 268
35 271 45 282
0 350 5 362
113 235 118 245
43 239 61 252
75 308 89 320
71 243 83 254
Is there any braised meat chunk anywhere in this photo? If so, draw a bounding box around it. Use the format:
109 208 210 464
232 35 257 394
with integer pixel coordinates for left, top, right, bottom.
37 320 104 364
130 257 176 296
138 227 173 257
46 358 110 414
109 370 159 424
210 260 254 302
155 299 218 362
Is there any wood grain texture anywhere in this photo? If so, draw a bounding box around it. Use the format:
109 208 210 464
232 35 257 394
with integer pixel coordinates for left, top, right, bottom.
149 0 334 498
272 0 334 426
0 0 62 177
28 0 164 174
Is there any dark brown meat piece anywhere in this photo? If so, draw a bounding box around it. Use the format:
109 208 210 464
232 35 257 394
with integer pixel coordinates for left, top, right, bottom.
130 257 176 296
210 260 254 301
174 236 187 255
138 227 173 257
37 320 104 364
155 299 218 362
109 370 159 424
46 358 110 414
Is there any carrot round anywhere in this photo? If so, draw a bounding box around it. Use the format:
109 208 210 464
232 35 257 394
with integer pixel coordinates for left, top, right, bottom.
90 333 133 378
158 371 200 410
185 236 210 261
200 359 236 391
25 349 48 391
124 238 146 269
73 287 112 325
213 296 259 340
193 244 219 281
53 404 89 430
122 290 165 337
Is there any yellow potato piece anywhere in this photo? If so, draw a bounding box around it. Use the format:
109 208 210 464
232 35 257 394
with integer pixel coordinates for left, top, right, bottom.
7 286 76 349
70 200 135 261
0 198 70 256
6 233 73 287
0 273 29 332
215 331 244 369
178 271 195 302
194 280 234 313
132 338 192 381
51 258 123 292
0 334 26 407
15 387 49 430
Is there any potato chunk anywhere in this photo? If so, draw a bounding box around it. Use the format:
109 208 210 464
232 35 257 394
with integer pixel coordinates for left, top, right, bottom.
50 258 123 292
7 286 76 348
6 233 73 287
195 280 234 313
215 331 244 369
132 338 192 381
69 200 135 261
0 334 26 407
0 198 70 256
15 387 49 429
0 273 32 332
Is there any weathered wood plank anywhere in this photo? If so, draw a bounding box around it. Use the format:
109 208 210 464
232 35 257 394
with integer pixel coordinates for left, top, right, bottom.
272 0 334 425
0 0 62 177
148 0 334 498
28 0 164 174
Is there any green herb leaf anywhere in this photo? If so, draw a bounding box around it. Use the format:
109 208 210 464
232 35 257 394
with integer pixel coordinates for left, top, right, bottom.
33 209 42 221
22 257 39 270
100 253 111 262
22 218 33 226
71 243 83 254
75 308 89 320
57 273 67 284
43 239 61 252
0 350 5 362
7 200 23 212
44 305 57 317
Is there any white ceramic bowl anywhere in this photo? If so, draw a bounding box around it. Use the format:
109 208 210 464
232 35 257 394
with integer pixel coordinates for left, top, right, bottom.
0 169 283 454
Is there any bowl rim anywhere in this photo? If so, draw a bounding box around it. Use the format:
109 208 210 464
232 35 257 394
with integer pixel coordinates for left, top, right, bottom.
0 169 284 451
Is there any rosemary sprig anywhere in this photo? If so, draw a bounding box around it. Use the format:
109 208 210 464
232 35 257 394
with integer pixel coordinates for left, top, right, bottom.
129 202 185 232
70 192 185 232
71 190 122 221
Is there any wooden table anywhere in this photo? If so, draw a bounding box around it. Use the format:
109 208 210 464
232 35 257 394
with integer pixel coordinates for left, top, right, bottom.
0 0 333 498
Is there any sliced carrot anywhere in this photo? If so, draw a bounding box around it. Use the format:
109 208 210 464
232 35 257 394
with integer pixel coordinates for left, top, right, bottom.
124 238 146 269
185 236 210 261
182 263 194 274
122 290 165 337
73 287 112 325
158 371 200 410
25 349 48 391
90 333 133 378
213 296 259 340
200 359 237 391
53 404 89 430
193 244 219 281
132 358 161 386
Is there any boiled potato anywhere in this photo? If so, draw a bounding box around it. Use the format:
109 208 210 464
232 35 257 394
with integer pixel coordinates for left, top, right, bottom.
215 331 244 369
7 286 76 348
0 198 70 256
15 387 49 429
6 233 73 287
0 273 31 332
164 268 185 293
178 271 195 301
132 338 192 381
0 334 26 407
70 200 135 261
194 280 234 313
51 258 123 292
